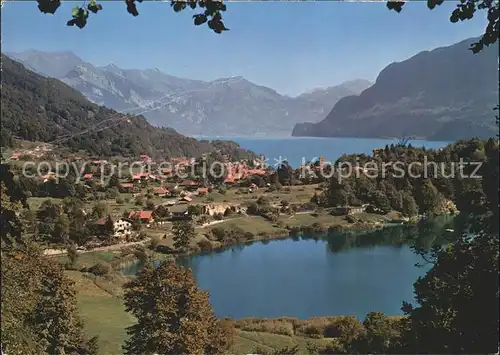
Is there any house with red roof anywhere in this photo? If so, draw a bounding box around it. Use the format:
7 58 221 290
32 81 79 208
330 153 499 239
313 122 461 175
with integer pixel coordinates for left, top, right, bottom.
180 180 199 190
128 210 154 224
154 187 170 197
83 173 93 181
120 182 136 192
161 168 173 177
10 152 22 160
250 169 267 176
95 217 133 238
197 187 209 196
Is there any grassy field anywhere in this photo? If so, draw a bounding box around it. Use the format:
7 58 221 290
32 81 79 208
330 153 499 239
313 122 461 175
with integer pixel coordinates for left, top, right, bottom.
36 181 394 354
204 184 322 205
27 183 322 219
65 271 134 354
278 211 389 228
66 270 344 355
56 250 120 267
205 216 288 235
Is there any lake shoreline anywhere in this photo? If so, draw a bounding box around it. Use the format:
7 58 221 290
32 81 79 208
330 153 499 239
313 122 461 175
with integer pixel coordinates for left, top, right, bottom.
165 219 398 260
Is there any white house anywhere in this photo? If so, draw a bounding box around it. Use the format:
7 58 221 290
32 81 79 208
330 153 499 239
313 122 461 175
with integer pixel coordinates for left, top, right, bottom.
114 218 133 238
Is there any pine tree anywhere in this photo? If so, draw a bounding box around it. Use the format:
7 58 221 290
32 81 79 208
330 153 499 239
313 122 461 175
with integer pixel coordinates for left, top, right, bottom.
66 243 79 270
1 164 28 250
1 163 97 354
402 193 419 217
108 174 120 189
2 246 98 355
103 215 115 238
29 262 99 355
414 179 443 215
122 261 230 355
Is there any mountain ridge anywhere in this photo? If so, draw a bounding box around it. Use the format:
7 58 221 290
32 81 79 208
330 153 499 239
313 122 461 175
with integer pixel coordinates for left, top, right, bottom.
292 37 498 141
6 50 372 137
0 53 257 161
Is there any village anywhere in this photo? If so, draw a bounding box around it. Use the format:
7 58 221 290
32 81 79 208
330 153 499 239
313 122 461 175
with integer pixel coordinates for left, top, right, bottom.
11 150 403 255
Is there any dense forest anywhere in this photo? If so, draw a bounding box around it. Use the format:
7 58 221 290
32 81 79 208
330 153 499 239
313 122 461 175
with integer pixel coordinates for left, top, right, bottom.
310 138 498 218
0 54 257 161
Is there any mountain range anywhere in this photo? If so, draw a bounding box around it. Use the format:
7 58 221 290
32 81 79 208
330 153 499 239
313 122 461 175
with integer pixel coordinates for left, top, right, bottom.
6 49 372 137
0 54 257 161
292 38 499 140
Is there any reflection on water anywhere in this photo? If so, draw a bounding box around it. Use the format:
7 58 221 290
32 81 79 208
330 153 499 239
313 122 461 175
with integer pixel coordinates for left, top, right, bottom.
122 216 460 320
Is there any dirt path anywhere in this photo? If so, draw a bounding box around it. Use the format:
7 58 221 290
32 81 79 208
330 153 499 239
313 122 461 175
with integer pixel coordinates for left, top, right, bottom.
43 238 150 256
199 216 246 228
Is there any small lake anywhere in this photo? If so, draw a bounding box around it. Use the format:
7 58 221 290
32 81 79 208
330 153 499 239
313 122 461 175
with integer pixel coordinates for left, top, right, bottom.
122 217 458 320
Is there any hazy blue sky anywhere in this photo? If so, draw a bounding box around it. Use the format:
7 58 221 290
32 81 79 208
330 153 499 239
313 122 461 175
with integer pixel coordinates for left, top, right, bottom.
3 1 486 96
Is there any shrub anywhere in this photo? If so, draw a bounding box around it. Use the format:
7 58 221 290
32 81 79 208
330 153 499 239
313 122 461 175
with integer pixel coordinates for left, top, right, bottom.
211 227 227 242
65 244 78 270
88 261 112 277
135 196 144 206
133 249 149 263
243 232 255 240
246 202 259 215
197 215 209 225
266 185 276 192
312 222 322 230
148 236 161 250
345 215 357 224
156 244 175 254
116 197 124 204
197 239 213 252
323 316 364 339
302 324 324 338
219 318 237 349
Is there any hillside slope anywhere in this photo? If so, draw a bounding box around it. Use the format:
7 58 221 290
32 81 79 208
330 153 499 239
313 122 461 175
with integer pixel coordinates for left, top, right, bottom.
0 54 256 160
292 38 498 140
7 50 371 136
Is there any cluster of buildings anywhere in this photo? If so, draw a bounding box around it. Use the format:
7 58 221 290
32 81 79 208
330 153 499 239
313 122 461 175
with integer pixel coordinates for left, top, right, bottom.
222 161 267 184
9 145 53 161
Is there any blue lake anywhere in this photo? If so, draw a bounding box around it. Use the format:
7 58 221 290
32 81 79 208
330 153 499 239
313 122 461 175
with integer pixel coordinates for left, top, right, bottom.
205 137 451 167
123 218 458 320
